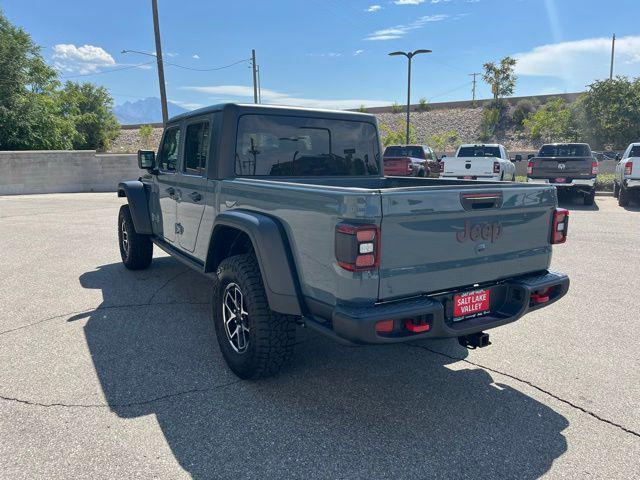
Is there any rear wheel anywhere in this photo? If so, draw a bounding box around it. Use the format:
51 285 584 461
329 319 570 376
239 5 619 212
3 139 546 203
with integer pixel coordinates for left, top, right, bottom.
212 254 296 379
584 190 595 206
118 205 153 270
618 185 630 207
614 182 620 198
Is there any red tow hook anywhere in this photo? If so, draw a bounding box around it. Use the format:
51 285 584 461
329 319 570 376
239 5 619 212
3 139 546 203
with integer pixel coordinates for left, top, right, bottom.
405 318 430 333
531 288 551 304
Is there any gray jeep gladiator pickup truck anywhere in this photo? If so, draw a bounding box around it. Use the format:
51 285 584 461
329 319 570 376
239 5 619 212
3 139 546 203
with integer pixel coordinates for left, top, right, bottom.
118 103 570 379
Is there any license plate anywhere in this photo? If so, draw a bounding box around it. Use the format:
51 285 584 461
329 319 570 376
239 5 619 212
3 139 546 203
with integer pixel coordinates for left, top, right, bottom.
463 176 474 180
453 289 491 321
554 178 566 183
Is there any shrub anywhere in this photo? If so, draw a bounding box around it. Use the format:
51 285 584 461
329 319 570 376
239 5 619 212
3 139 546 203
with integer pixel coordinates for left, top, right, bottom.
418 97 429 112
512 99 537 129
139 124 153 148
391 102 402 114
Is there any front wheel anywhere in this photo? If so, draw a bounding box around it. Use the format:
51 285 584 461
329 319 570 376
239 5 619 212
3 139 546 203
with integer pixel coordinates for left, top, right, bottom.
118 205 153 270
212 254 296 379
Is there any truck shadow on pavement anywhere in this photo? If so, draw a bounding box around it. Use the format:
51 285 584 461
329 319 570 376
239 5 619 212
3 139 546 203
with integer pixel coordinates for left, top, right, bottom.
73 258 569 479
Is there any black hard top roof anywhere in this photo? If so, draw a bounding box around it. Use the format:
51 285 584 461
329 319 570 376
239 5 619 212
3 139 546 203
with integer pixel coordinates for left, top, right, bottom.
168 103 377 124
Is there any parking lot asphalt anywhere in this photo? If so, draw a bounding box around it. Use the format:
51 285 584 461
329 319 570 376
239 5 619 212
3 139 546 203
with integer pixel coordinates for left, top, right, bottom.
0 193 639 479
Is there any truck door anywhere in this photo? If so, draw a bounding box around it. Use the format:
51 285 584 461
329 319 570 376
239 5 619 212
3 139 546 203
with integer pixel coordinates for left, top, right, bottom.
176 117 210 253
155 124 181 243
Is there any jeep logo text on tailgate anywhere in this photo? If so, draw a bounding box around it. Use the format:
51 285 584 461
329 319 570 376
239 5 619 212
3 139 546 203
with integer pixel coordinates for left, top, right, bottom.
456 220 503 243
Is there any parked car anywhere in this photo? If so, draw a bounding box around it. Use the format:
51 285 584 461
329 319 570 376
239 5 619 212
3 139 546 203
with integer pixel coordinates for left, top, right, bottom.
440 144 516 181
614 142 640 206
527 143 598 205
383 144 438 177
118 103 569 379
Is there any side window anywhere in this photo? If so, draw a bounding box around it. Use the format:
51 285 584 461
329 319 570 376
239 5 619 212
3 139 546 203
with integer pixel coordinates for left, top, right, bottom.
183 121 210 176
158 126 181 172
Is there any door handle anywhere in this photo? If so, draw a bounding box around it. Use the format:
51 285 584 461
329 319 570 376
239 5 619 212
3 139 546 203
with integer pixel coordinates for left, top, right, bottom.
190 191 202 202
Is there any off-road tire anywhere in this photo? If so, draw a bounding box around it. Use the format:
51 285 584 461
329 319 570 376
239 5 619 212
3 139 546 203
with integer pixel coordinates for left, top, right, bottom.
118 204 153 270
584 190 595 206
618 185 630 207
212 254 295 379
417 168 426 177
613 182 620 198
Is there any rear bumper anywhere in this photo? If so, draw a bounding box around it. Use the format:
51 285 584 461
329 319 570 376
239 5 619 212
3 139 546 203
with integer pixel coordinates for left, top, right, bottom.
623 179 640 189
440 174 500 180
528 177 595 191
304 271 569 345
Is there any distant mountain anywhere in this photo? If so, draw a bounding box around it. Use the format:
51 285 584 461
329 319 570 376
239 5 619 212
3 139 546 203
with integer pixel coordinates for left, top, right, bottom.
113 97 189 125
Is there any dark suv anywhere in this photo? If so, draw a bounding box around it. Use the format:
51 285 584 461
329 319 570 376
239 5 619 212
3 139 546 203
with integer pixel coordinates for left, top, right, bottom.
527 143 598 205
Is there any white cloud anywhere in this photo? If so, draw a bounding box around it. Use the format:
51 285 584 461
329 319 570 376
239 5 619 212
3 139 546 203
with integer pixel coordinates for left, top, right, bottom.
181 85 390 110
51 44 115 74
394 0 425 4
165 52 179 58
364 14 449 41
169 100 204 110
514 35 640 86
354 49 364 55
192 54 200 59
307 52 343 57
366 5 382 12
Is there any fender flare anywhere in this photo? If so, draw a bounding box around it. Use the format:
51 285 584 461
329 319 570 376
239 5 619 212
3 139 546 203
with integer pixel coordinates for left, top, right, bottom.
117 181 153 235
207 210 303 316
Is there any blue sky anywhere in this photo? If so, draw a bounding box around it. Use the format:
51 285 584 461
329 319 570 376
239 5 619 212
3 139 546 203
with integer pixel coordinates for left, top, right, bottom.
3 0 640 109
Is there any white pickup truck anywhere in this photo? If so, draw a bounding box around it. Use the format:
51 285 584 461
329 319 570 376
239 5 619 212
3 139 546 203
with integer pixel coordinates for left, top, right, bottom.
440 144 516 181
615 142 640 206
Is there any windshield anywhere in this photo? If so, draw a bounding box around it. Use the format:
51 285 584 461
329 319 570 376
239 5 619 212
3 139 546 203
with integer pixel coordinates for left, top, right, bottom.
538 144 591 158
235 115 380 176
457 146 501 158
384 146 424 159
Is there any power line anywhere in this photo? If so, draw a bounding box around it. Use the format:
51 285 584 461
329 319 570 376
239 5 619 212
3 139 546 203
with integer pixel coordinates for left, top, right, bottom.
59 61 155 79
163 57 251 72
428 81 473 102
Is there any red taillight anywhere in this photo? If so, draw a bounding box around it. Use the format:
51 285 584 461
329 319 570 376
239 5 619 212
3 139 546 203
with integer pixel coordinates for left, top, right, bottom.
531 287 551 304
527 160 534 175
375 319 394 334
625 161 633 176
336 223 380 271
591 161 599 175
551 208 569 244
404 318 430 333
493 161 500 174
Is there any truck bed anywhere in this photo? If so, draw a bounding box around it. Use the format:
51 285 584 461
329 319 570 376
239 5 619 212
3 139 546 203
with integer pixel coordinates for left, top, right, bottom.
220 176 557 308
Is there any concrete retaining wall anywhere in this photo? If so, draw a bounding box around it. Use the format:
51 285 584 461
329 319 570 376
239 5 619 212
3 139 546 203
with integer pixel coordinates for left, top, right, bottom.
0 151 141 195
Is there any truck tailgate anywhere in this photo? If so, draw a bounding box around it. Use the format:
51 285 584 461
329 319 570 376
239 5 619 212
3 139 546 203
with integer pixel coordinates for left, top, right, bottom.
442 157 496 178
378 185 556 300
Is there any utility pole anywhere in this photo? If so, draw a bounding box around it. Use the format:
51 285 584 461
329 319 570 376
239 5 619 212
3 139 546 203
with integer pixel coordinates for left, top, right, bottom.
251 49 258 104
256 64 262 104
469 72 480 106
151 0 168 125
609 33 616 80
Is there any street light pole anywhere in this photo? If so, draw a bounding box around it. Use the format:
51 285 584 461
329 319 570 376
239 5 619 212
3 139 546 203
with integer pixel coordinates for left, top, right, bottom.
389 49 432 144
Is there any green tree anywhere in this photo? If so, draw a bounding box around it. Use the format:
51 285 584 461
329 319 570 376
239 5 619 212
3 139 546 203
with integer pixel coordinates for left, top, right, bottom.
379 122 416 146
58 81 120 150
579 77 640 148
512 99 538 130
391 102 402 114
523 99 573 142
418 97 429 112
426 130 459 156
0 10 74 149
482 57 517 101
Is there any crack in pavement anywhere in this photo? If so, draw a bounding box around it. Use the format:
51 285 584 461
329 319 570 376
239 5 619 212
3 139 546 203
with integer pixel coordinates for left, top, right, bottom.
405 343 640 439
0 379 242 410
147 269 190 305
0 300 210 337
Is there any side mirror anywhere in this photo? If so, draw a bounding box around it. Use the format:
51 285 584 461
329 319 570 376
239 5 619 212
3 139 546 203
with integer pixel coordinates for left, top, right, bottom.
137 150 156 170
527 153 535 160
615 153 621 161
441 154 447 159
514 154 523 162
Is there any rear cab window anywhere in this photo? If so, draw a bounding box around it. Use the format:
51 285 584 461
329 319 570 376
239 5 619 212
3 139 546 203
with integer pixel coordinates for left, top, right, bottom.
628 145 640 158
235 115 380 176
457 146 501 158
538 144 591 158
383 146 425 159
